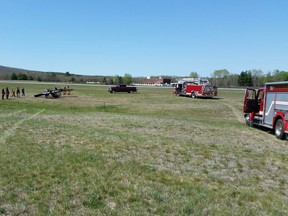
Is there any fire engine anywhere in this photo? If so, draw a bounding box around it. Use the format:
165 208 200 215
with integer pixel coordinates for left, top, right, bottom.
243 81 288 140
173 78 217 98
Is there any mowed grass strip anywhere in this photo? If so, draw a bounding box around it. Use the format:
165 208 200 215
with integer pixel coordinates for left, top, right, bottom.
0 82 287 215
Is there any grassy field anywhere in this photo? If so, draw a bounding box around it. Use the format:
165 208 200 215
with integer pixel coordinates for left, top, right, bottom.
0 82 287 215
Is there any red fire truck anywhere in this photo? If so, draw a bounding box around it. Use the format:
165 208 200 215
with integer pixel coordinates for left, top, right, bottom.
173 78 217 98
243 81 288 140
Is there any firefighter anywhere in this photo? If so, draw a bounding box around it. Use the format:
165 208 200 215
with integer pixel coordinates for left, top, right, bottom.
11 88 16 97
16 87 20 97
1 88 5 100
5 87 10 99
67 86 70 95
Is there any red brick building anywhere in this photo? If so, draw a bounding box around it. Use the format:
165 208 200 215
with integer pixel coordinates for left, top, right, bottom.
138 77 171 86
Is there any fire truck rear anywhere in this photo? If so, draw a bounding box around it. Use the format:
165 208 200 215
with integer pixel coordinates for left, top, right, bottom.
243 81 288 140
173 78 217 98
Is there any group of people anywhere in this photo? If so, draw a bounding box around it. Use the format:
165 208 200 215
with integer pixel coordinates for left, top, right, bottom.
2 87 25 100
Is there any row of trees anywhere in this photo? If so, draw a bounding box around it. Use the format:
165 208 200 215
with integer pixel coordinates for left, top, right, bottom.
102 73 133 85
6 68 288 88
9 71 135 85
10 72 80 82
191 69 288 87
9 71 105 83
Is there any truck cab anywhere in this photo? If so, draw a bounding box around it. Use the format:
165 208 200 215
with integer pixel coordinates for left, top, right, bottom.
243 82 288 140
108 84 137 93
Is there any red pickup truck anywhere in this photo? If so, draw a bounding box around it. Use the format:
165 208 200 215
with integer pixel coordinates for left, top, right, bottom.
108 84 137 93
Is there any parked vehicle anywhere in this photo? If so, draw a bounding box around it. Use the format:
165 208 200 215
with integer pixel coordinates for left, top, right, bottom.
243 81 288 140
173 78 217 98
108 84 137 93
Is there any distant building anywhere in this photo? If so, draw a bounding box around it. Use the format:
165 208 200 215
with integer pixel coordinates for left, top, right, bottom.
138 77 171 86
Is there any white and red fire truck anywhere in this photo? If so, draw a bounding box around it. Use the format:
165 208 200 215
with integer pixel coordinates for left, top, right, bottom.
173 78 217 98
243 81 288 140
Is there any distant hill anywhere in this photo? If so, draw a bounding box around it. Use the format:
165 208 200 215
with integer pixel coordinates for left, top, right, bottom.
0 65 43 76
0 65 104 83
0 65 180 84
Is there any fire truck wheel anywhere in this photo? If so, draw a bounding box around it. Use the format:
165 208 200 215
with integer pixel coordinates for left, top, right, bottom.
191 92 197 98
245 115 253 127
275 119 285 140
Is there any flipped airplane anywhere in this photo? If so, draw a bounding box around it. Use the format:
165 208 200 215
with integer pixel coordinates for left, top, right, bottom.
34 87 73 98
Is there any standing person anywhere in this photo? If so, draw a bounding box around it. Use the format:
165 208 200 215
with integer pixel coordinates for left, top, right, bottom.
63 86 66 95
21 87 25 96
67 86 70 95
11 88 16 97
1 88 5 100
5 87 10 99
16 87 20 97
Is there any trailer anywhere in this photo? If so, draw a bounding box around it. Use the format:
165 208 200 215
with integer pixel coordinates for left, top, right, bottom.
243 81 288 140
173 78 217 98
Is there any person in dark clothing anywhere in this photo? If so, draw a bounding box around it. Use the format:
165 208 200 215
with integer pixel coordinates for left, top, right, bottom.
16 87 20 97
11 88 16 97
1 88 5 100
5 87 9 99
21 87 25 96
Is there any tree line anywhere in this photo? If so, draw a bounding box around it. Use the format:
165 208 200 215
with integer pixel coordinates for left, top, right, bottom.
6 71 134 85
2 64 288 88
102 73 133 85
191 69 288 87
7 69 288 87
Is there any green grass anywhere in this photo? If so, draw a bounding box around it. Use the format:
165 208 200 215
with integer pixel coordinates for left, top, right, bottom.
0 81 287 215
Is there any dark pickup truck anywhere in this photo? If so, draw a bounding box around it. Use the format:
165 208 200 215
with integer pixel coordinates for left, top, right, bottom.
108 84 137 93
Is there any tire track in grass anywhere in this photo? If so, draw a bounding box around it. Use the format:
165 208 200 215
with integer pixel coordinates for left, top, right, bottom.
0 109 45 144
223 102 243 123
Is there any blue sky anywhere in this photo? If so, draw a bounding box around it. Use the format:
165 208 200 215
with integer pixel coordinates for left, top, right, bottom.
0 0 287 77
